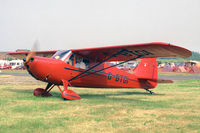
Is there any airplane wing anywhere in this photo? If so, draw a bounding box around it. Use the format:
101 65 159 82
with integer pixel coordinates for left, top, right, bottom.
72 42 191 62
8 50 57 59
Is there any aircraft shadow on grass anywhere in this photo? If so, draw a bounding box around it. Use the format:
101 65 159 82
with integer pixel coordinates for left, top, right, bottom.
79 91 164 100
5 88 165 101
5 88 32 94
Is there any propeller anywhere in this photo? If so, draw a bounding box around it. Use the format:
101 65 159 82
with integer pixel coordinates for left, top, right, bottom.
24 40 39 65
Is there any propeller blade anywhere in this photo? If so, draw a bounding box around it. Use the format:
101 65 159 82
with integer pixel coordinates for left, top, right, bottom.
24 40 39 64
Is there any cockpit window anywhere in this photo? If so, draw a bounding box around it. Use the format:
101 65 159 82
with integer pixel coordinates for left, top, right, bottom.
75 56 90 69
66 53 75 66
52 50 90 69
52 50 70 61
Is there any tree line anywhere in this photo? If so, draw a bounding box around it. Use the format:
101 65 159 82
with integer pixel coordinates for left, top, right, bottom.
187 51 200 61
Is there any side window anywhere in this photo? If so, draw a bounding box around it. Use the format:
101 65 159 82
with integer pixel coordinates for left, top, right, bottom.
83 58 90 68
66 53 75 66
75 56 90 69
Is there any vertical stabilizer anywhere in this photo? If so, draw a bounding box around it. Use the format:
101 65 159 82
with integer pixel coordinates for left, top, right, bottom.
134 58 158 88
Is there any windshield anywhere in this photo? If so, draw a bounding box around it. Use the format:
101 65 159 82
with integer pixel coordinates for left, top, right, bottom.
52 50 71 61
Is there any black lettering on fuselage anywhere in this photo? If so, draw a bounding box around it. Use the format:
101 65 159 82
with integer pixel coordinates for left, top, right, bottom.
107 72 129 84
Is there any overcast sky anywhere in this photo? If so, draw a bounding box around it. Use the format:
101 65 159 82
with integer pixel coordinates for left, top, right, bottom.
0 0 200 52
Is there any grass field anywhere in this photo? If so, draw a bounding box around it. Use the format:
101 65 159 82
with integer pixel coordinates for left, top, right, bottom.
0 69 27 73
158 72 200 76
0 74 200 133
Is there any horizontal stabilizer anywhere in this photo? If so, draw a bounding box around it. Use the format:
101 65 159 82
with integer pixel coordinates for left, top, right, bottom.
140 78 173 83
157 79 174 83
138 78 173 89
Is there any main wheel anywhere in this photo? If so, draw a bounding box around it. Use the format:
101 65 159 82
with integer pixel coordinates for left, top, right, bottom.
33 88 52 97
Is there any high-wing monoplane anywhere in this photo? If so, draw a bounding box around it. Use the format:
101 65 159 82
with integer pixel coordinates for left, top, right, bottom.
9 42 192 100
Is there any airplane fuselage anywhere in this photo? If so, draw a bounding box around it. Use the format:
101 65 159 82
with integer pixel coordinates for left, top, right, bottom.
26 56 156 89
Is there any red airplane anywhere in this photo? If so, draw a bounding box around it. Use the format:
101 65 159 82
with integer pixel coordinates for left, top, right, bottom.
9 42 192 100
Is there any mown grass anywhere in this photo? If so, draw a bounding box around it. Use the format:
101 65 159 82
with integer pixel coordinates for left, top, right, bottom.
1 69 27 73
158 72 200 76
0 75 200 133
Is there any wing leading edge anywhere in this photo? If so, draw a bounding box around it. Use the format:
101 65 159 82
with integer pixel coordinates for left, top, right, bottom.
8 50 58 59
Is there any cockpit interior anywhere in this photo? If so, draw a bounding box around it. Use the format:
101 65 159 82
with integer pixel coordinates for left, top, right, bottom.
52 50 90 69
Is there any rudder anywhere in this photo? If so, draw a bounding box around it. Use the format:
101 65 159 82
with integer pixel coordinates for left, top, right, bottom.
134 58 158 89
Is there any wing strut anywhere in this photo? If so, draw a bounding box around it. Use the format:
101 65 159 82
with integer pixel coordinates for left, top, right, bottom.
71 55 143 81
68 49 144 82
68 49 125 82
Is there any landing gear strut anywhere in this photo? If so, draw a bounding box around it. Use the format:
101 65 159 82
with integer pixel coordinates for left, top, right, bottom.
145 89 154 94
33 81 81 100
